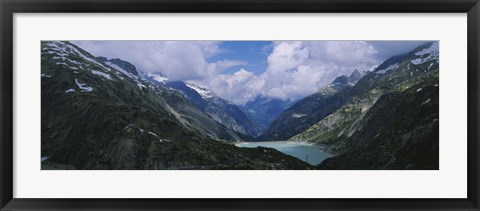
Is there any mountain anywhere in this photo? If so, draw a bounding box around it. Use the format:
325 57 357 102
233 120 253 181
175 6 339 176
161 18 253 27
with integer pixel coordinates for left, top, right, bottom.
291 42 438 145
94 58 247 141
95 57 262 139
151 84 251 141
348 69 365 82
241 96 296 129
97 57 139 76
40 41 312 170
319 72 439 169
257 69 366 141
40 40 439 170
288 41 439 169
142 71 168 85
165 81 263 137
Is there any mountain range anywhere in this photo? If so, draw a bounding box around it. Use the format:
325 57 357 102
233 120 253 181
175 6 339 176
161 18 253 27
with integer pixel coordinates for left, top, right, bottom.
241 96 296 129
286 42 439 169
257 69 366 141
164 81 263 137
41 41 439 170
41 41 310 169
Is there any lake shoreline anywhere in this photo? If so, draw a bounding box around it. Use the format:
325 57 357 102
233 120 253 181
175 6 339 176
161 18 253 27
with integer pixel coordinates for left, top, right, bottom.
235 141 333 165
235 140 314 147
236 141 335 154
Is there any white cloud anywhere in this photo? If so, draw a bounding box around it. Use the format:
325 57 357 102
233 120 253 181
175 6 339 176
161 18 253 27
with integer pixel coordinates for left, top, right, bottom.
207 60 247 76
71 41 242 81
197 41 380 105
193 68 258 105
266 41 309 73
73 40 382 105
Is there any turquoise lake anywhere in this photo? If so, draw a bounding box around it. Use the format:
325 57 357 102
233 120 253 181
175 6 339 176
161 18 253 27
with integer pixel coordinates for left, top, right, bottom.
236 141 333 165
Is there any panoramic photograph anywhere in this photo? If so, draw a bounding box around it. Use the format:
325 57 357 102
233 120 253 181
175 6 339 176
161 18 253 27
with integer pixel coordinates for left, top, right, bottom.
41 40 439 170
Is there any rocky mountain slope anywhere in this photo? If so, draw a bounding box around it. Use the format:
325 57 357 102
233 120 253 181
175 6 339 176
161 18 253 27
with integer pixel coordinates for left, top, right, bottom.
257 69 366 141
166 81 263 137
288 41 439 169
40 41 312 170
318 71 439 169
241 96 296 130
41 40 439 170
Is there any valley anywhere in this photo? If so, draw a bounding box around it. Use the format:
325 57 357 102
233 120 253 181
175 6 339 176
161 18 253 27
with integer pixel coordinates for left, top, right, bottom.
41 41 439 170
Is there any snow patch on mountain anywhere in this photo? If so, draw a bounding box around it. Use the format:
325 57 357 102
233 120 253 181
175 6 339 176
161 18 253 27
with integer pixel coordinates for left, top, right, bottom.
411 59 423 65
415 42 439 56
145 72 168 84
148 131 158 137
159 139 171 143
292 113 307 118
411 42 439 65
152 75 168 83
75 79 93 92
56 62 68 66
67 45 110 71
106 61 138 80
41 156 50 162
65 89 75 93
185 83 215 99
376 63 398 74
137 83 146 90
45 41 110 71
421 98 431 105
91 70 113 80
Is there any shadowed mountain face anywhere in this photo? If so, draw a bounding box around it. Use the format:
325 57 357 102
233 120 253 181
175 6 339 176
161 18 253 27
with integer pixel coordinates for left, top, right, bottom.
241 96 296 130
40 41 312 170
41 40 439 170
286 42 439 169
97 57 139 76
316 42 439 170
318 74 439 169
165 81 263 138
257 69 366 141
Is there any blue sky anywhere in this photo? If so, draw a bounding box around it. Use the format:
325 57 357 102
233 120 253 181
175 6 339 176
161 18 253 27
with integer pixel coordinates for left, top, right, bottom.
205 41 426 76
72 40 430 104
209 41 271 75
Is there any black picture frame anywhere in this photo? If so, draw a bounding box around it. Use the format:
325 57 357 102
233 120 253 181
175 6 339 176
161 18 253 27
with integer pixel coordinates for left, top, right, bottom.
1 0 479 210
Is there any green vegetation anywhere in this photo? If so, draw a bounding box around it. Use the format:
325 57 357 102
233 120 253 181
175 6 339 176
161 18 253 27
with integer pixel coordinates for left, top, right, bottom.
319 70 439 169
286 42 439 169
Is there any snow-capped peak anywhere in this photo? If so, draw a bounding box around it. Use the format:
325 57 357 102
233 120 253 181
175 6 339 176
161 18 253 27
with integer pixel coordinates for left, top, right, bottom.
185 83 215 99
376 63 398 74
105 61 138 80
410 42 439 66
43 41 111 71
145 72 168 84
415 42 439 56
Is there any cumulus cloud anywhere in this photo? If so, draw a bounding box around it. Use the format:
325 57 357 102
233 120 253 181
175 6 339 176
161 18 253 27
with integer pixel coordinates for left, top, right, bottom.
73 40 416 105
198 41 380 105
368 41 427 61
71 41 243 81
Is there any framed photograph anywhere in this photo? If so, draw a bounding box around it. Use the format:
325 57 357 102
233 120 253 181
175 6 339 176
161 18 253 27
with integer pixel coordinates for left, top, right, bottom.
1 0 479 210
